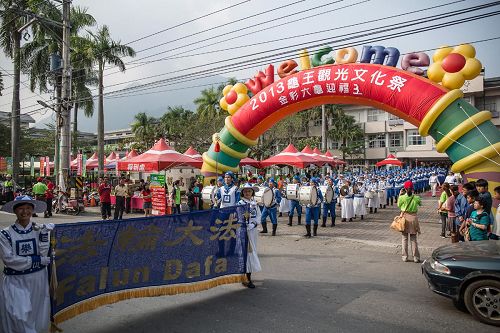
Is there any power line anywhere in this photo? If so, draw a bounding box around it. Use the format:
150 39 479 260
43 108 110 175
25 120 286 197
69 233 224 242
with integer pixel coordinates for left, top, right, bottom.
31 11 500 109
2 34 498 125
0 0 468 105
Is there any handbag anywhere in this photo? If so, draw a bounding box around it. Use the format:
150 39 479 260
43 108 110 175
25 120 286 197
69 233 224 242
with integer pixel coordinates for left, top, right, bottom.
390 196 415 232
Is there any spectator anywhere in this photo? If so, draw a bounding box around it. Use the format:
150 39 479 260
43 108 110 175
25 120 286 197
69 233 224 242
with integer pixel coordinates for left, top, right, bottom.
44 177 55 218
114 178 128 220
186 185 201 212
397 180 422 263
491 186 500 240
437 183 451 238
98 177 112 220
31 177 48 218
141 183 152 217
453 184 469 243
467 196 490 241
171 180 181 214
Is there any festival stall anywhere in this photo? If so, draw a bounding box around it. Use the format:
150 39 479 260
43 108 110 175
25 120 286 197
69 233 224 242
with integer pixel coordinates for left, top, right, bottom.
239 157 261 168
182 146 204 169
260 144 319 168
300 145 326 166
324 151 347 166
376 154 404 167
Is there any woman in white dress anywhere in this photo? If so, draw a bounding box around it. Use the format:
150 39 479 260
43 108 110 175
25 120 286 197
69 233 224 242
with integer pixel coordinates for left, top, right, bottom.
340 180 354 222
238 183 262 289
0 195 54 333
353 181 367 220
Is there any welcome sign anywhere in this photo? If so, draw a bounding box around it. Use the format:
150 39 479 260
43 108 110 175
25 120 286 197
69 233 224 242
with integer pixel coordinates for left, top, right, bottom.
52 205 248 324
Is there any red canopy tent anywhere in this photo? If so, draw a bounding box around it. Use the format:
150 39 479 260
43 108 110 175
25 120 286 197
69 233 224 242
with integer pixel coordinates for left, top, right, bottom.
122 149 138 160
85 152 101 169
106 151 118 162
301 145 324 166
260 144 320 169
240 157 261 168
324 151 347 165
312 147 335 166
117 138 200 172
183 146 203 168
376 154 403 167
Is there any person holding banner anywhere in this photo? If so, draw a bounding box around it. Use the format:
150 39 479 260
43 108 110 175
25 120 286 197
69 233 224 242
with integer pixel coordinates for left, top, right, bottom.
215 172 240 257
0 195 54 333
238 183 262 289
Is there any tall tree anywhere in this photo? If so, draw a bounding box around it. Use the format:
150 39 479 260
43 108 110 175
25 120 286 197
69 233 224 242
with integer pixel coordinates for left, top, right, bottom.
0 0 30 181
328 107 364 160
131 112 154 150
194 86 221 120
86 25 135 174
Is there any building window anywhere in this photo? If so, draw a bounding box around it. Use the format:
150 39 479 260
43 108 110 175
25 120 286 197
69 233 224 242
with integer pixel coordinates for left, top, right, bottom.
368 134 386 148
389 132 403 147
388 114 400 120
407 129 426 145
327 140 340 150
475 97 497 112
367 109 384 122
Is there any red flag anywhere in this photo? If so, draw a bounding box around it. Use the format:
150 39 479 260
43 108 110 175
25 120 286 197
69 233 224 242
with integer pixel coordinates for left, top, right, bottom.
214 141 220 153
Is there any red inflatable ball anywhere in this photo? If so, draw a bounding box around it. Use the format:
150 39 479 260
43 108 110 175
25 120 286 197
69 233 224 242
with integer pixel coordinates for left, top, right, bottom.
225 90 238 105
441 53 466 73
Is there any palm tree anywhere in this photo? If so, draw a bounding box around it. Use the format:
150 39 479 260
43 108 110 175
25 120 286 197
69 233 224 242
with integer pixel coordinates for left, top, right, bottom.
131 112 154 149
194 86 222 119
159 106 193 146
86 25 136 174
0 0 31 181
19 5 96 154
328 107 364 160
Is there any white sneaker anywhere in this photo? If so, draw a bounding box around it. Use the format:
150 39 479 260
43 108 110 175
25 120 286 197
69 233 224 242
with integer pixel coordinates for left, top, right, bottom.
402 257 409 262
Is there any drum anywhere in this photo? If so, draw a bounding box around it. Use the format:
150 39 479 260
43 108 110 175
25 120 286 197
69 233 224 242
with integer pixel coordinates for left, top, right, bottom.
286 184 300 200
201 185 216 204
319 185 334 203
364 190 375 199
298 186 318 205
254 187 274 207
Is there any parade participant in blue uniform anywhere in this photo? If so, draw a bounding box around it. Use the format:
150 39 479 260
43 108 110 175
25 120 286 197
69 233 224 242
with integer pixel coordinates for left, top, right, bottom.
237 183 261 289
367 178 379 214
353 181 367 220
305 178 323 237
321 176 336 227
260 178 282 236
288 176 302 226
386 175 396 206
378 176 387 209
215 171 240 257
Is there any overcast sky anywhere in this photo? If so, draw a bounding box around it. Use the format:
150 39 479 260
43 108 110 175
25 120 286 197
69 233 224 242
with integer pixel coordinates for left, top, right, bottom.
0 0 499 130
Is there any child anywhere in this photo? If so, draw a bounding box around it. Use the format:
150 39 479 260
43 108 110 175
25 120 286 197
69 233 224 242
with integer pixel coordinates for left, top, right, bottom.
459 190 478 240
467 196 490 241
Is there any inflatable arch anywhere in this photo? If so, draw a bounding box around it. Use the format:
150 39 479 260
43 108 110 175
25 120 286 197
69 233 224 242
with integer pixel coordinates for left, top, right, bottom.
201 63 500 188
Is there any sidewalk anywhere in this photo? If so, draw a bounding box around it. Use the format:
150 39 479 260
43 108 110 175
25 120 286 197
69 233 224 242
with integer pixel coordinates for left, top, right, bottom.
271 193 449 253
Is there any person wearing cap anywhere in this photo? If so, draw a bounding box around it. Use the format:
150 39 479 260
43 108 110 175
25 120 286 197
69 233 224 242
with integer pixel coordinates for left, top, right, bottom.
321 176 336 227
216 172 240 209
340 180 354 222
0 195 54 332
260 178 282 236
428 172 440 197
32 177 48 218
353 180 366 220
367 178 379 214
397 180 422 263
287 176 302 226
215 172 240 257
304 178 323 237
2 174 16 203
237 183 262 289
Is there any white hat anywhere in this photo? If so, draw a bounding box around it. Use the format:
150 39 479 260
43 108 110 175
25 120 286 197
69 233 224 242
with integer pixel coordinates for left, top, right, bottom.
1 195 47 214
239 183 259 195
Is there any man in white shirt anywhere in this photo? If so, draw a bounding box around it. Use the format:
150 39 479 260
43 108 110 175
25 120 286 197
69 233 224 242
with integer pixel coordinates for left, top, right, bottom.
428 172 441 197
444 171 456 185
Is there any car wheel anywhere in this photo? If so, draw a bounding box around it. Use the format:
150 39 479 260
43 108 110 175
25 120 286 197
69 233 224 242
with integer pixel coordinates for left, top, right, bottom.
464 279 500 326
453 299 468 313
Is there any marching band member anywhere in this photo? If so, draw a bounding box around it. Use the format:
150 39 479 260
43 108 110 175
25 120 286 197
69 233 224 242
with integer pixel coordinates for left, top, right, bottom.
340 180 354 222
321 176 336 227
288 176 302 226
237 183 262 289
260 179 282 236
278 180 290 218
304 178 323 237
353 181 367 220
0 196 54 333
367 178 380 214
215 172 240 257
378 176 387 209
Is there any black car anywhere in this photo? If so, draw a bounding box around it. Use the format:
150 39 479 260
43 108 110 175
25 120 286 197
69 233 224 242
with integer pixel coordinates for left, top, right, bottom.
422 240 500 326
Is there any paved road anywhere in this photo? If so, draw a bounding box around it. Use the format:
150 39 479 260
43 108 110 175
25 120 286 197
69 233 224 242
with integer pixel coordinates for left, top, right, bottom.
0 194 497 332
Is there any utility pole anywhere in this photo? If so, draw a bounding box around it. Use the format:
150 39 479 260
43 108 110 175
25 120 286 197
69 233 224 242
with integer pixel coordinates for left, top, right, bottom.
321 104 327 151
10 30 21 183
59 0 71 190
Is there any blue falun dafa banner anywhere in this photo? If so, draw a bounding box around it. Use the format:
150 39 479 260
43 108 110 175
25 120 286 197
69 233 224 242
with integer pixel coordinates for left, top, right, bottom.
51 205 249 324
